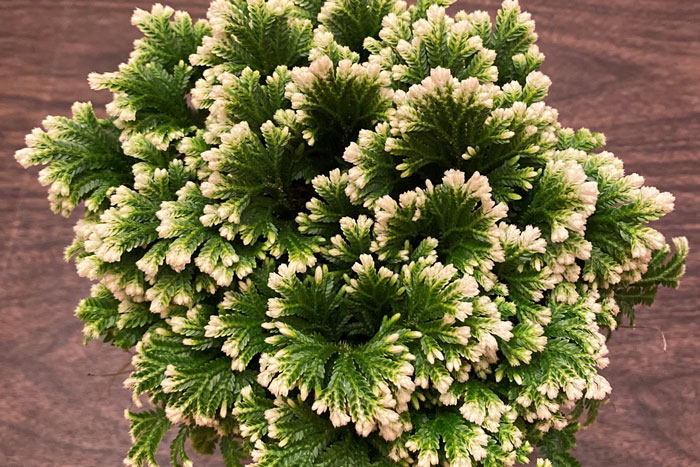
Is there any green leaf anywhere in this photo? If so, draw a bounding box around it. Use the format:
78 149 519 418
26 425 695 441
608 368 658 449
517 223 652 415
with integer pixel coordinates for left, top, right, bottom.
130 4 211 70
14 102 130 215
206 277 272 370
373 170 506 282
191 0 313 76
533 423 582 467
287 55 394 155
221 436 246 467
75 285 120 343
89 61 198 149
124 408 172 467
271 225 322 274
613 237 688 323
319 0 398 59
486 0 539 84
169 425 192 467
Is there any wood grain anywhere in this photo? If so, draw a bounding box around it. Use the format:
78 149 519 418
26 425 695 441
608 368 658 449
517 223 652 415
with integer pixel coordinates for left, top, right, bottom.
1 1 698 465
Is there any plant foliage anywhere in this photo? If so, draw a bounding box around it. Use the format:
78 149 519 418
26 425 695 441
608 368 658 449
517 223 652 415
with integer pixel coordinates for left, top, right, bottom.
16 1 687 466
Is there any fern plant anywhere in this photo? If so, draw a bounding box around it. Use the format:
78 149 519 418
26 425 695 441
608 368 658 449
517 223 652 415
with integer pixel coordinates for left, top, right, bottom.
16 1 688 466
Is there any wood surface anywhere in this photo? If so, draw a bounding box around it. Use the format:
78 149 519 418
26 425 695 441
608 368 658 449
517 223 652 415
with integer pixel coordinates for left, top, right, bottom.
0 0 698 465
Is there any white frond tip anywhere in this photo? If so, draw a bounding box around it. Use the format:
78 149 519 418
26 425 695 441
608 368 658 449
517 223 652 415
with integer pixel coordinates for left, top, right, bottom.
454 326 471 346
267 298 284 318
376 408 403 441
329 410 351 427
442 169 466 189
456 274 479 297
429 66 453 88
13 146 35 169
461 145 477 160
398 189 426 210
313 25 334 47
130 8 152 26
164 405 185 424
166 248 192 273
502 0 521 10
550 225 569 243
24 125 44 146
492 320 514 341
105 98 137 123
625 172 645 188
149 3 174 20
87 71 114 90
434 374 453 394
463 171 492 202
522 225 547 252
310 55 333 81
351 254 376 275
460 401 486 425
577 181 599 208
585 374 611 400
265 0 294 15
267 263 298 290
426 5 446 23
95 242 122 263
420 262 458 284
525 71 551 91
219 122 251 148
672 236 689 255
204 315 224 337
640 186 675 214
564 378 587 401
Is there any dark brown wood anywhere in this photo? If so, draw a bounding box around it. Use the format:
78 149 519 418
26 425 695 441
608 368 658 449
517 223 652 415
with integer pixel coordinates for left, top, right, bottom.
0 1 698 465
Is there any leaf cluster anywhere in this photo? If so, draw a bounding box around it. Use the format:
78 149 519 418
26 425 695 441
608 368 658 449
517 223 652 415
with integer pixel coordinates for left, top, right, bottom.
15 1 688 466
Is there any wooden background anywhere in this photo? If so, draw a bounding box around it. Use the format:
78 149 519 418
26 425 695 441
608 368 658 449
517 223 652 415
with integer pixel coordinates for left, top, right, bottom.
1 0 698 465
